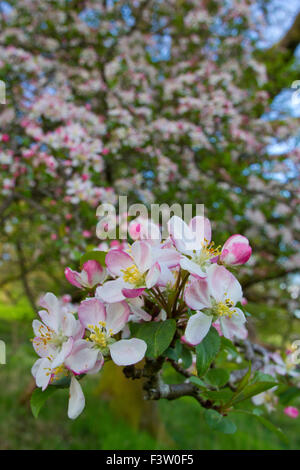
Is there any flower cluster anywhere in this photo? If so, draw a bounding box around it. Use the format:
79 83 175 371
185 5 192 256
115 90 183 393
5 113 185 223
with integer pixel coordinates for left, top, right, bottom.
32 215 253 419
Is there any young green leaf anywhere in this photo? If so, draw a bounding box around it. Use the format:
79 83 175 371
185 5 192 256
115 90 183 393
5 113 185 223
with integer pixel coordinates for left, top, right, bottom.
181 345 193 369
232 381 278 405
80 251 106 268
196 327 221 377
204 409 236 434
235 410 288 445
132 319 176 358
205 368 230 388
189 376 207 388
31 387 59 419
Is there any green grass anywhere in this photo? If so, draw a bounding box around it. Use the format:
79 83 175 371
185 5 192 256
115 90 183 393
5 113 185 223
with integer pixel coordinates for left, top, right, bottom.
0 314 299 449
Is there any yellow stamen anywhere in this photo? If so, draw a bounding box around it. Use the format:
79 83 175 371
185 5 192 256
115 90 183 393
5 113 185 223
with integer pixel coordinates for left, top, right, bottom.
121 264 145 286
88 321 112 348
201 239 222 258
215 298 236 318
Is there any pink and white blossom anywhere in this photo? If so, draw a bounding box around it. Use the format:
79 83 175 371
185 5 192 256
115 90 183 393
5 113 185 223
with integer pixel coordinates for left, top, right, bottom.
184 264 246 344
65 260 106 289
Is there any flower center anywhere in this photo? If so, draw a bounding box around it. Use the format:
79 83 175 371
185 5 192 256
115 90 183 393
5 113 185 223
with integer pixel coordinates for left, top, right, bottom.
121 264 145 286
49 364 68 383
212 296 236 319
192 239 221 268
87 321 113 350
32 324 67 350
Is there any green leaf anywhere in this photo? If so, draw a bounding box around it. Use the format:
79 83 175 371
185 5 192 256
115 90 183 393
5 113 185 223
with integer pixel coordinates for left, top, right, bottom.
278 386 300 406
164 340 182 361
204 409 223 429
252 371 279 384
203 388 233 403
216 418 237 434
80 251 106 268
30 387 58 418
235 363 251 394
253 415 288 445
220 337 239 356
232 381 278 405
196 327 221 377
205 368 230 388
204 409 236 434
189 376 207 388
181 345 193 369
235 410 288 445
132 319 176 358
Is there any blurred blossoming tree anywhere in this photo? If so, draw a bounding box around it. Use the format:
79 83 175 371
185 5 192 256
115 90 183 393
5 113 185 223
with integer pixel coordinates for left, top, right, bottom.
0 0 299 337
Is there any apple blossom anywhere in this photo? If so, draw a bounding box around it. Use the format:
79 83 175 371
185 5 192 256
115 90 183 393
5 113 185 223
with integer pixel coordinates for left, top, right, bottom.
184 264 246 344
32 292 84 374
219 234 252 266
78 298 147 366
65 260 107 289
284 407 299 419
96 241 164 302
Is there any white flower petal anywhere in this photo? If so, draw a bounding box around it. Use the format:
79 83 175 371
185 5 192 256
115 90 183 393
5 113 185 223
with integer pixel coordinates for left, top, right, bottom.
185 312 212 345
68 376 85 420
109 338 147 366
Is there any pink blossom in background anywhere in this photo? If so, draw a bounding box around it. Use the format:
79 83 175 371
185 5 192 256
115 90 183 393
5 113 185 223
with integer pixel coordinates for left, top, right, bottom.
284 407 299 419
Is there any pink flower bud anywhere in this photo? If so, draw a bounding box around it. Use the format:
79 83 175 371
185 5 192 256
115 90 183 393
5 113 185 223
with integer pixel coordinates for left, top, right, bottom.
284 407 299 419
65 260 106 289
83 230 91 238
220 234 252 266
110 240 121 249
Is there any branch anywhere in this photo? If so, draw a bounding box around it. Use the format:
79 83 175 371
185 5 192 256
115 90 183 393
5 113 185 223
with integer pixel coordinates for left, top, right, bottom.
230 339 270 382
123 357 217 410
242 267 299 289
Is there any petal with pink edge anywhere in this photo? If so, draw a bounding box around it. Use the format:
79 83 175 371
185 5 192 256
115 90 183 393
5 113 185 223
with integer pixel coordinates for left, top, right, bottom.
180 256 206 278
131 240 152 273
106 302 130 334
122 287 145 299
38 292 60 332
83 260 106 286
152 247 180 268
105 249 132 277
184 277 211 310
189 216 212 244
78 298 106 329
109 338 147 366
65 267 82 288
96 278 127 303
145 262 161 288
207 264 242 304
167 216 195 253
35 357 52 391
68 376 85 420
219 308 247 341
65 340 99 375
185 312 212 345
220 234 252 266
